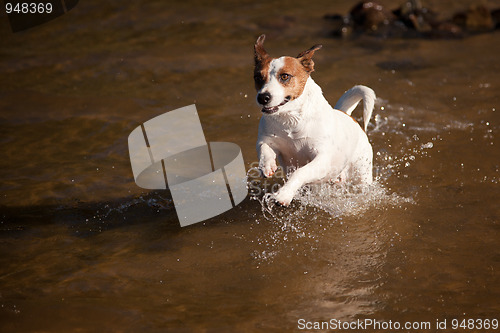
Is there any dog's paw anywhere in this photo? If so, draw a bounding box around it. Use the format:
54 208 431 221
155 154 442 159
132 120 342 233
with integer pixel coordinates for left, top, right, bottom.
273 188 294 207
260 161 278 178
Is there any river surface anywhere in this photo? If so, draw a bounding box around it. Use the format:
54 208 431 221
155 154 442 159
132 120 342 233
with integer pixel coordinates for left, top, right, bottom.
1 0 499 332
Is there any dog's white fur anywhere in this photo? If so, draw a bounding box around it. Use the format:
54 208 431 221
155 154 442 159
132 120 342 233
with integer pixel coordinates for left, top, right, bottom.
255 35 376 206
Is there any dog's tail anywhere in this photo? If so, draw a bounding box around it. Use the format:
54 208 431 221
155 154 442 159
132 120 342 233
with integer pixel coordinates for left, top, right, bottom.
334 85 376 131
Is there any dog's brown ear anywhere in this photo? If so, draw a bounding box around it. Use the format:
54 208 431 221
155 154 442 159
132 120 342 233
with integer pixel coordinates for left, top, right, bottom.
254 34 269 65
297 44 322 73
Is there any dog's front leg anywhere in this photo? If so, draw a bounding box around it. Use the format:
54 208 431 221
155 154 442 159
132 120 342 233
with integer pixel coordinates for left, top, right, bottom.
274 156 338 206
257 143 278 178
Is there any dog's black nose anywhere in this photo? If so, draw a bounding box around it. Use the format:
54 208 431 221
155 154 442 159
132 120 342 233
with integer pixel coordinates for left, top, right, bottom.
257 92 271 105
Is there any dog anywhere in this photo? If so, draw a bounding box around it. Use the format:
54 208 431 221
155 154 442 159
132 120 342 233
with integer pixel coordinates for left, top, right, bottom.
254 34 376 206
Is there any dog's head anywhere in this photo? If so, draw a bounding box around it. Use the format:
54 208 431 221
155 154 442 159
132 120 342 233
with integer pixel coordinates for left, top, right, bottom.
254 34 322 115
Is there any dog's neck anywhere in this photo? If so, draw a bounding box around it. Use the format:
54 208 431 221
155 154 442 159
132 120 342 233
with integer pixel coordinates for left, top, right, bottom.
267 77 331 128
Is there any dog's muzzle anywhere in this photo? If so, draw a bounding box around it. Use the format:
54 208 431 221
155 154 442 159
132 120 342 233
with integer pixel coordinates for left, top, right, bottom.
261 96 291 114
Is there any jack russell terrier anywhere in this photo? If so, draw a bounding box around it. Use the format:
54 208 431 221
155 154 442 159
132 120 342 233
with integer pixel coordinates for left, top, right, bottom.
254 34 376 206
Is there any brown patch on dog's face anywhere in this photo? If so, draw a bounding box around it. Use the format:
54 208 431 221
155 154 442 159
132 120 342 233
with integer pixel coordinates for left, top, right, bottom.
254 57 271 91
276 56 311 102
278 44 322 101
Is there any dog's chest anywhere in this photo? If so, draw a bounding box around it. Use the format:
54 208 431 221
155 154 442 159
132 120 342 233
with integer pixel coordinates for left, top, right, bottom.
270 126 320 162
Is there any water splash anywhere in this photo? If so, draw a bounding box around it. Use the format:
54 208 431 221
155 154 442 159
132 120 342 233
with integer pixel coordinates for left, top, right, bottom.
296 182 413 218
251 181 412 221
247 179 413 264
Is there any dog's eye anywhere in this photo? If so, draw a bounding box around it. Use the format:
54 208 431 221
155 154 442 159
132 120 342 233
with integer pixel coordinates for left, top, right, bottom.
279 73 291 82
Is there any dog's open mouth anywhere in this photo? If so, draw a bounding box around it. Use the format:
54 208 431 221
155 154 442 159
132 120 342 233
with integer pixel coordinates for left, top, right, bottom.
261 96 291 114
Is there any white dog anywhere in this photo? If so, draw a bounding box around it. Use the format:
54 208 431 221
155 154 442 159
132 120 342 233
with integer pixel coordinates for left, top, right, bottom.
254 34 376 206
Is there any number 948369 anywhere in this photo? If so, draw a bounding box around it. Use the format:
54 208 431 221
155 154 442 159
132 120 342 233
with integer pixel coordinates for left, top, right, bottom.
451 318 499 330
6 2 53 14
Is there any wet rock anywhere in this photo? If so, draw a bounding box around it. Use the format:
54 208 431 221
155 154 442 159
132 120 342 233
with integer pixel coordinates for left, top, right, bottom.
324 0 498 39
392 0 436 33
492 8 500 29
325 1 406 38
453 5 494 33
350 2 395 31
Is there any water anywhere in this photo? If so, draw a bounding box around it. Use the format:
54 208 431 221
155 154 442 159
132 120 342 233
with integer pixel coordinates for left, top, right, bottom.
1 0 499 331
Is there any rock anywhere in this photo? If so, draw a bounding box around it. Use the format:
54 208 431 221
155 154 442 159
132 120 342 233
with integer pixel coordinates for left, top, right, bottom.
452 5 494 33
324 1 497 39
392 0 437 33
350 1 395 31
491 8 500 29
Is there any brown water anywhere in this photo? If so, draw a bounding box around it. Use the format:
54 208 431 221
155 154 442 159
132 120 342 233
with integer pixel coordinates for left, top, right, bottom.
1 1 499 332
